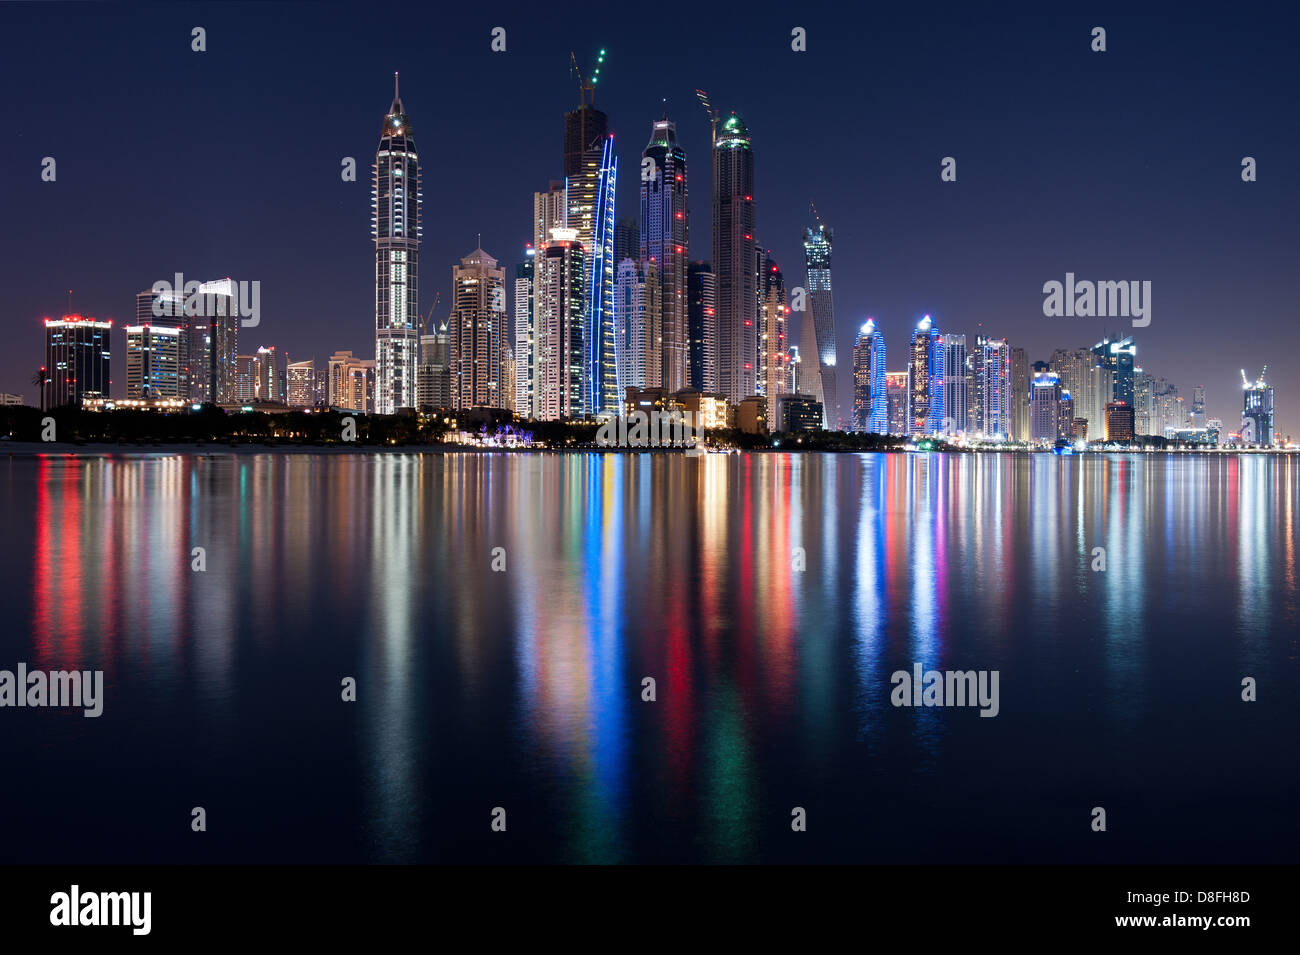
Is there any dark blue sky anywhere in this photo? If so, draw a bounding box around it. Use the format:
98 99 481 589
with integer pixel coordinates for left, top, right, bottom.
1 2 1296 431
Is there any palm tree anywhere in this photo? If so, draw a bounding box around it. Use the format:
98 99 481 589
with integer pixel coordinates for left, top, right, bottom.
31 368 48 413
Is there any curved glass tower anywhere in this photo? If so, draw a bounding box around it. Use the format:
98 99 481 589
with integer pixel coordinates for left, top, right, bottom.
803 222 839 428
372 75 422 414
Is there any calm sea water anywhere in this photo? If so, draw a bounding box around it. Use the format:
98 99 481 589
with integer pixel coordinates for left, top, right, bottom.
0 451 1295 864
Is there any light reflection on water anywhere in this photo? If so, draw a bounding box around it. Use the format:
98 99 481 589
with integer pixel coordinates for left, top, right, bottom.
1 451 1296 864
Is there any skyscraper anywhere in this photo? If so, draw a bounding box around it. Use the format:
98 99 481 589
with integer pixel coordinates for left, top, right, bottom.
450 244 507 410
563 79 617 416
885 371 908 435
136 288 188 398
1011 346 1030 441
536 227 586 420
712 113 757 404
908 314 944 435
44 315 111 407
417 322 450 411
254 345 288 404
758 252 788 424
940 333 967 435
802 220 839 429
981 339 1012 440
640 117 689 393
1241 367 1274 446
614 257 659 393
287 360 316 407
1030 372 1062 444
124 323 182 399
514 248 535 418
372 75 422 414
853 319 888 433
1190 385 1206 428
1092 336 1135 408
687 261 715 392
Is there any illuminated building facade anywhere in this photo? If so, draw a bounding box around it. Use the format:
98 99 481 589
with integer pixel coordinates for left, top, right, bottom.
125 324 183 399
713 113 757 404
802 221 839 428
908 314 944 435
450 244 507 410
536 227 586 420
373 76 422 413
640 117 689 392
44 315 112 407
687 261 715 392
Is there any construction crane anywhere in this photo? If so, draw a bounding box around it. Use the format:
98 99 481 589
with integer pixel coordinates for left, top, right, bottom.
570 48 606 109
809 200 822 225
420 291 441 337
1241 365 1268 388
695 89 720 146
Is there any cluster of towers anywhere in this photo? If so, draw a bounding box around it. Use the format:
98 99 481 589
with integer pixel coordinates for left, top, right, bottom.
370 65 844 429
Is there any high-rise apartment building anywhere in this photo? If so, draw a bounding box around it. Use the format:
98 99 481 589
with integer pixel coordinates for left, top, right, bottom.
908 314 944 435
686 261 715 393
941 333 967 435
712 114 757 404
450 244 507 410
758 252 788 424
535 227 586 420
125 323 183 399
640 117 689 392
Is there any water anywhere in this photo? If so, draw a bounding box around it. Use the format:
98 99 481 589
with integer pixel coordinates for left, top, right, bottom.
0 451 1295 864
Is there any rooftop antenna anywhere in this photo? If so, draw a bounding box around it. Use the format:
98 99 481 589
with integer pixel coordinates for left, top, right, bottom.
695 89 720 146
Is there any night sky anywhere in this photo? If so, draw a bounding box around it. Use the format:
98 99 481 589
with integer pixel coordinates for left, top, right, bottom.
1 3 1296 432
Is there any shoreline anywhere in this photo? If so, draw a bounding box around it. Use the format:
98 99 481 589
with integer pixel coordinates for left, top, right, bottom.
1 441 1294 459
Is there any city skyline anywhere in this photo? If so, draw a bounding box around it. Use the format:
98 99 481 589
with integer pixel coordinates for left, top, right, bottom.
3 6 1297 434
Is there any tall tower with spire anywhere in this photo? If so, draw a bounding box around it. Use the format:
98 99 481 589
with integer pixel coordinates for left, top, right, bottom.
372 73 422 413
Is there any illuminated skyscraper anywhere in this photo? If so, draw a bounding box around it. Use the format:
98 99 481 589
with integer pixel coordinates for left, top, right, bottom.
853 319 887 433
885 371 908 435
287 360 317 407
940 333 966 435
1241 367 1274 446
712 113 757 404
417 322 450 411
514 248 536 418
758 252 788 424
125 323 182 399
615 257 660 392
44 315 111 407
1011 346 1030 441
1092 335 1135 407
536 227 586 420
372 75 422 413
687 261 715 392
802 220 839 428
564 77 617 415
908 314 944 435
1030 372 1062 444
450 244 507 410
640 117 689 392
981 339 1012 439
